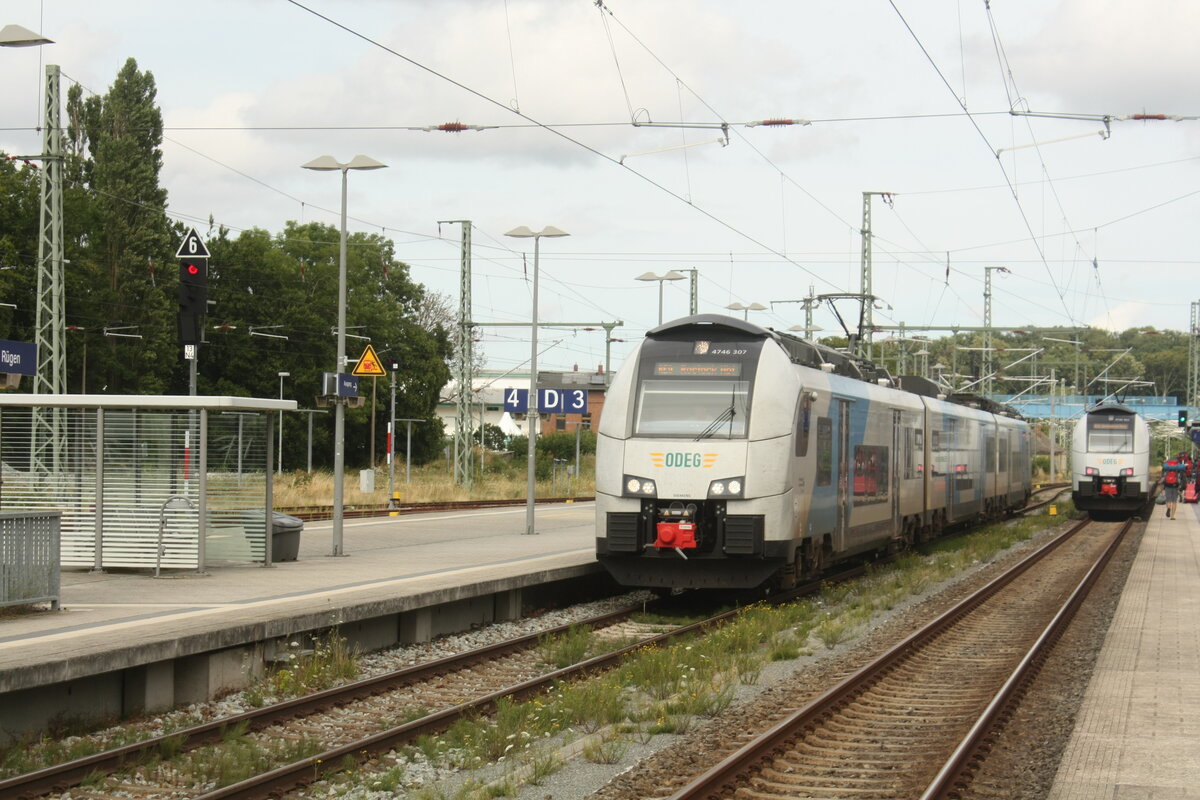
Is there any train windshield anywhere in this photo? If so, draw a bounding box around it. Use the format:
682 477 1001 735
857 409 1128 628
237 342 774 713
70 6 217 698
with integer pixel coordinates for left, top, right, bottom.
635 380 751 438
633 335 764 438
1086 413 1134 453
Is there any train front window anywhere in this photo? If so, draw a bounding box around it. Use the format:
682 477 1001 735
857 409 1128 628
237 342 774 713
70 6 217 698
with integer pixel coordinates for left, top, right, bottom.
635 379 751 437
1086 414 1133 454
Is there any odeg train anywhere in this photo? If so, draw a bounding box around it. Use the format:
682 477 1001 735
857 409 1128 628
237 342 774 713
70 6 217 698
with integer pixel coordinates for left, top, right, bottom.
595 315 1032 590
1070 402 1151 518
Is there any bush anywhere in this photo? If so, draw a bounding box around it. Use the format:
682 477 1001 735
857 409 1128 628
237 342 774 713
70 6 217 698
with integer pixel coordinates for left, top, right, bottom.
506 430 596 459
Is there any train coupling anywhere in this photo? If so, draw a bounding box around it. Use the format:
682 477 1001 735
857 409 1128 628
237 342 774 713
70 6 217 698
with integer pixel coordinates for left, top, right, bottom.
653 501 699 555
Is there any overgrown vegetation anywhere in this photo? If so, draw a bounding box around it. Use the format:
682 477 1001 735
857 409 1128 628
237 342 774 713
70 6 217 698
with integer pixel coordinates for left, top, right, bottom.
0 507 1072 795
243 631 359 707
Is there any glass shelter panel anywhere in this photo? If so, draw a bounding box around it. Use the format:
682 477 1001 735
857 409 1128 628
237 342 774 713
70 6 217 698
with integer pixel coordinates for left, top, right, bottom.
0 407 270 569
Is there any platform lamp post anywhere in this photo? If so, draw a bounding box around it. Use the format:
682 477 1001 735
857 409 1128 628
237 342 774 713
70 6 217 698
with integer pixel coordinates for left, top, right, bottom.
276 371 289 474
635 270 686 325
725 301 767 321
505 225 570 535
302 154 387 557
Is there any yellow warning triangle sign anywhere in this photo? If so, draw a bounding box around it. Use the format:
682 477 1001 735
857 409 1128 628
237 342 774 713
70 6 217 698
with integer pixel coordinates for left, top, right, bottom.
352 343 387 377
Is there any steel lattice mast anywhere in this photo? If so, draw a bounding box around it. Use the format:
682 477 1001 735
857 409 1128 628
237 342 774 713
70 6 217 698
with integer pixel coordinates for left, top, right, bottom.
445 220 474 486
32 64 65 474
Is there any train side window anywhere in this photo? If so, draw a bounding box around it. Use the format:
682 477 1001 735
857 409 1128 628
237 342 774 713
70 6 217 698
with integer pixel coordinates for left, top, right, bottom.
816 417 832 486
796 394 813 457
852 444 889 502
985 435 996 472
903 428 914 479
998 433 1009 472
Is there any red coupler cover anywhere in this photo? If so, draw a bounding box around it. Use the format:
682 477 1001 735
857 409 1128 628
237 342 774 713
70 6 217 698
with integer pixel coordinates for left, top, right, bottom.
654 522 697 549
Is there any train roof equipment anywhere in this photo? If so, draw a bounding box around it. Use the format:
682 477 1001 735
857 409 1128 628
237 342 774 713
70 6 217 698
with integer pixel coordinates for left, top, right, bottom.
644 314 1024 420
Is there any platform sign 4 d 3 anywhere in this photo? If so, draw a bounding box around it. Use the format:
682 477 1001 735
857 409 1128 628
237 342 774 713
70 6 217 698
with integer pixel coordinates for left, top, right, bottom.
503 388 588 414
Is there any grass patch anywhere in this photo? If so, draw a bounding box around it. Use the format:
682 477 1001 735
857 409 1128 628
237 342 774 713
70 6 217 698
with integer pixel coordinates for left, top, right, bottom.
538 624 595 669
582 732 628 764
264 630 359 700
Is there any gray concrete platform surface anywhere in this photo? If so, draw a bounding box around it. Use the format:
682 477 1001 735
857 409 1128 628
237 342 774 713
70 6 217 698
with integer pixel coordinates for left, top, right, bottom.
1048 499 1200 799
0 501 601 741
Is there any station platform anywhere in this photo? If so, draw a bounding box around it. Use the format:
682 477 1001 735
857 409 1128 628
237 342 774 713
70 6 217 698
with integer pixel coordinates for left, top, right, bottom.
0 501 601 742
1048 498 1200 798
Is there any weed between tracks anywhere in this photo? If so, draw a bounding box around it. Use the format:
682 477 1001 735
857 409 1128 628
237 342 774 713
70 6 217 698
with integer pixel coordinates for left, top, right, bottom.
0 506 1074 798
327 506 1074 799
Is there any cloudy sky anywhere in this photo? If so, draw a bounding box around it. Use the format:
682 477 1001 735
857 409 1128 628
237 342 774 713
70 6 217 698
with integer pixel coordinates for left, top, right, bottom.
2 0 1198 376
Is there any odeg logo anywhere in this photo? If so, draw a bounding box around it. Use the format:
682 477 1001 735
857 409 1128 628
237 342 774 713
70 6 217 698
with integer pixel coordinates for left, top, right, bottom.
650 452 719 468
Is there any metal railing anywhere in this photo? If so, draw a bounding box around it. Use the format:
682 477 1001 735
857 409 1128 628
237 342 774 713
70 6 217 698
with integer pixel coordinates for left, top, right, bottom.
0 510 60 609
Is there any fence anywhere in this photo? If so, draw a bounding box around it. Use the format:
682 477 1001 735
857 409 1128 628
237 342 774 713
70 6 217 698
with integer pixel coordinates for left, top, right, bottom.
0 511 60 609
0 396 291 571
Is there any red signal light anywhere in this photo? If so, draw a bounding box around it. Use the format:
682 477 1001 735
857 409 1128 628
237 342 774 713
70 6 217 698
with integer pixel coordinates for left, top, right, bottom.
186 263 200 276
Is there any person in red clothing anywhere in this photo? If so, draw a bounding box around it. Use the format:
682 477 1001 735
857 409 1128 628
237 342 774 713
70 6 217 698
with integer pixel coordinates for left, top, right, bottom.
1164 457 1186 518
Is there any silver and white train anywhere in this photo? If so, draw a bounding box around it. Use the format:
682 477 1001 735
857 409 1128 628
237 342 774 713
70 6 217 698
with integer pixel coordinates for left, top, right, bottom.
595 315 1032 590
1070 402 1151 518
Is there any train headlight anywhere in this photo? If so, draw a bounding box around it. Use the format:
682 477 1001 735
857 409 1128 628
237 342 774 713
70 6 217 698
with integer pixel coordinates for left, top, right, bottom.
708 477 746 499
623 475 658 498
1121 468 1134 476
1085 467 1097 476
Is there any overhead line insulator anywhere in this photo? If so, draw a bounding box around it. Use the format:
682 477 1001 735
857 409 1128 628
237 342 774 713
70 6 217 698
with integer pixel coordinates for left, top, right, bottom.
746 118 812 127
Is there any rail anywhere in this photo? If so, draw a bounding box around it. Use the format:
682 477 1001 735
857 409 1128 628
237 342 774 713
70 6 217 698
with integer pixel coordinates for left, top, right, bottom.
667 515 1123 799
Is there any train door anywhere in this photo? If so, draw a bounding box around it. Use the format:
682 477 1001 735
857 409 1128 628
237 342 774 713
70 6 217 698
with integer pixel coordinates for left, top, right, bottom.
891 410 901 531
835 398 851 552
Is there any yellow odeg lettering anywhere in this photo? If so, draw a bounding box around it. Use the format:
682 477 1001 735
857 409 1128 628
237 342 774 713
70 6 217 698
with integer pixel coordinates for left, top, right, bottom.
649 452 721 468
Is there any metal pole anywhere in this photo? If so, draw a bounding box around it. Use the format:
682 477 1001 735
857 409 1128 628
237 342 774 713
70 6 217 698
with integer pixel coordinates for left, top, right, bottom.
527 235 541 535
406 419 413 484
264 411 274 567
388 369 396 506
307 411 314 473
1049 368 1056 481
574 422 581 494
657 279 664 325
93 408 104 573
198 409 208 573
277 372 287 474
332 167 348 557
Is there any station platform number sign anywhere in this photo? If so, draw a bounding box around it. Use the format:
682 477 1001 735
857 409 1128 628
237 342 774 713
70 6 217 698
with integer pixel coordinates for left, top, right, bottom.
503 388 588 414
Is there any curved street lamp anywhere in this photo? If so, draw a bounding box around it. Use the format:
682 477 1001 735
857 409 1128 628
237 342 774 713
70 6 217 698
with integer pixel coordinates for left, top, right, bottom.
725 301 767 320
635 270 686 325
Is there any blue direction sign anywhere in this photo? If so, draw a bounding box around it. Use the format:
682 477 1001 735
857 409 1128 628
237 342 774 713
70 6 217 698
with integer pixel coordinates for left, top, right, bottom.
336 373 359 397
503 388 589 414
0 339 37 376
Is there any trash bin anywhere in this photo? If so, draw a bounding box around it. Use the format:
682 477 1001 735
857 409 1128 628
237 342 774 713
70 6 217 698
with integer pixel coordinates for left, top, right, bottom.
271 511 304 562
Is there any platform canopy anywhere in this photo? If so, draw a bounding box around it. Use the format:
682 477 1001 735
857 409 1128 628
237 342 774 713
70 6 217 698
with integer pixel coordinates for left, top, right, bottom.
0 394 296 411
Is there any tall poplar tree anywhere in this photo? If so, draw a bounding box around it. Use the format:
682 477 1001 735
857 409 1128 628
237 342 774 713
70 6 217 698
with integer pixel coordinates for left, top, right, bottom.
65 58 175 393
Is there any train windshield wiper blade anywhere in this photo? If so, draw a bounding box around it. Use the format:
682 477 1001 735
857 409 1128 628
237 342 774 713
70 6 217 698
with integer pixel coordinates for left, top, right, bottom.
695 406 735 441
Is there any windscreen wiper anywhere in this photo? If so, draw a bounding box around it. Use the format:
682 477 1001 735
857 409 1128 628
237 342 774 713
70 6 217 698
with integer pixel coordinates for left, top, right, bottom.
695 406 735 441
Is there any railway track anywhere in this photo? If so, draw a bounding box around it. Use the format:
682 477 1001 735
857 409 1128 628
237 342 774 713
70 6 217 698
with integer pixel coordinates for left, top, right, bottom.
1 491 1074 800
1 595 778 800
659 515 1130 800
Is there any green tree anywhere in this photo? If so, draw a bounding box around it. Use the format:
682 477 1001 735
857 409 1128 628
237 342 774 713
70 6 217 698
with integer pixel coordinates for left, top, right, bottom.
202 221 452 469
0 157 39 342
64 58 176 394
